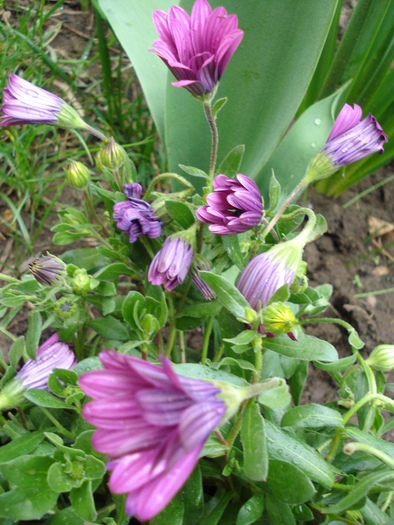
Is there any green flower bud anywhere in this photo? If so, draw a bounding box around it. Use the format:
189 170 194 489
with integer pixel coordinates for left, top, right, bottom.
64 160 90 189
262 302 296 336
54 298 77 320
96 137 127 171
56 103 89 131
72 268 91 293
141 314 160 335
366 345 394 372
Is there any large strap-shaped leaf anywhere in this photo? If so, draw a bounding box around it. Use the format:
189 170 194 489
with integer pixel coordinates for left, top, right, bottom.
98 0 179 141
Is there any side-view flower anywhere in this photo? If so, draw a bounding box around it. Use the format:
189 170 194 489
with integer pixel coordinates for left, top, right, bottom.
148 236 194 290
197 173 263 234
150 0 243 96
79 351 226 521
0 334 76 410
0 73 88 131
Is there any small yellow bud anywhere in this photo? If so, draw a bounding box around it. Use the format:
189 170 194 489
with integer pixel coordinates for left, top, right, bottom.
262 302 296 335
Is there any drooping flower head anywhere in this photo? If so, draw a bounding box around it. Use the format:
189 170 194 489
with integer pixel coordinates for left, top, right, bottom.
237 241 301 312
148 236 194 291
79 351 227 521
197 174 263 234
29 254 65 286
190 257 216 300
0 334 76 410
306 104 388 182
0 74 88 130
150 0 244 97
113 183 162 243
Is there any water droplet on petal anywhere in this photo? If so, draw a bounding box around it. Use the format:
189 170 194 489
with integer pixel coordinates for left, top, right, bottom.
314 118 321 125
311 142 316 148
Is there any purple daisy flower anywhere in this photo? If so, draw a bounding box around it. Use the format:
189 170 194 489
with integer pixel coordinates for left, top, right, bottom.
322 103 388 167
237 242 300 311
0 73 87 130
148 237 194 291
150 0 243 96
79 351 226 521
16 333 76 390
196 174 263 235
113 183 162 243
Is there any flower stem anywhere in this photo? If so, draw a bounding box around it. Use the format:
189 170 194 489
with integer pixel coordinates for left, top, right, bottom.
144 173 194 201
344 442 394 469
38 406 74 439
343 393 393 425
262 181 307 238
85 124 107 141
203 101 219 181
84 189 110 237
201 316 214 365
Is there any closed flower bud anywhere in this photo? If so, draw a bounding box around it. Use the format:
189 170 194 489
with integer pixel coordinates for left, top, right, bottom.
96 137 126 171
64 160 90 189
72 268 98 293
262 302 296 336
366 345 394 372
29 254 65 286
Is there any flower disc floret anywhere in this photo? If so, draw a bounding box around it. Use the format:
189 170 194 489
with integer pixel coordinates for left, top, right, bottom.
79 351 226 521
196 174 263 235
150 0 243 96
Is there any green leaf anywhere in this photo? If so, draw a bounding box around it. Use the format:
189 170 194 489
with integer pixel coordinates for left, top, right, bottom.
199 271 248 319
263 333 338 361
265 494 296 525
8 336 25 369
85 455 106 480
241 402 268 481
222 235 245 271
265 420 336 488
176 300 222 319
327 470 394 514
70 479 97 522
25 310 42 359
94 262 135 280
165 200 195 228
265 460 316 504
212 97 228 120
314 353 357 373
45 507 85 525
61 248 110 271
258 383 290 409
0 455 54 489
268 171 281 212
266 283 290 306
179 164 209 180
151 493 184 525
73 357 102 376
24 389 77 410
224 330 256 346
281 404 343 429
173 363 249 388
0 431 44 463
88 315 129 341
236 493 264 525
0 486 59 520
183 465 204 525
47 462 76 492
122 291 145 331
200 489 233 525
306 213 327 243
216 145 245 178
293 503 314 522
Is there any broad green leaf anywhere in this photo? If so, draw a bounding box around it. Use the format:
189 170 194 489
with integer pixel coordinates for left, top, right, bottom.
176 300 222 319
45 507 85 525
241 402 268 481
265 494 296 525
200 489 233 525
268 171 281 212
61 247 110 271
26 310 42 359
258 383 290 409
151 493 184 525
47 462 76 492
265 460 316 504
236 493 264 525
327 470 394 515
281 404 343 429
224 330 256 346
0 431 44 463
314 353 357 373
165 200 195 228
183 465 204 525
265 420 336 488
24 389 77 410
209 357 256 373
94 262 135 280
173 363 248 388
88 315 129 341
73 357 102 376
0 455 54 488
70 479 97 522
199 271 248 319
166 0 338 191
0 486 59 520
212 97 228 120
256 87 345 200
361 498 393 525
217 145 245 178
263 334 338 362
288 360 308 406
85 455 106 480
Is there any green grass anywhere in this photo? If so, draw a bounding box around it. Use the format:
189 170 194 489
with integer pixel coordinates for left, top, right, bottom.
0 0 162 265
